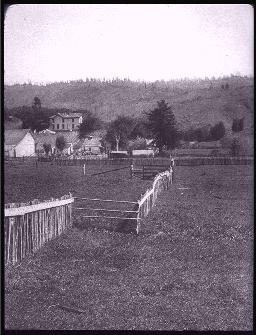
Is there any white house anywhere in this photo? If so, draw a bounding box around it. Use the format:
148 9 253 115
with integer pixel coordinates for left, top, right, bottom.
5 129 36 157
49 113 83 131
82 136 103 154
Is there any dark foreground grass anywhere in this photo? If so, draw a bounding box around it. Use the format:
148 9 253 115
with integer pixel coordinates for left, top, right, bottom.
4 164 253 330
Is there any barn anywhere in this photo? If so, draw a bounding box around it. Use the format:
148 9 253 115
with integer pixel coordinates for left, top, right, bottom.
5 129 36 157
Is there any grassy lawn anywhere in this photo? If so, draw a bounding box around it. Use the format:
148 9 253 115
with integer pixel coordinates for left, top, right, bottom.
4 163 253 330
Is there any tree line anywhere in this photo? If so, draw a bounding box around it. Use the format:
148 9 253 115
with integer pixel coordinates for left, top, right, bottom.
5 96 245 155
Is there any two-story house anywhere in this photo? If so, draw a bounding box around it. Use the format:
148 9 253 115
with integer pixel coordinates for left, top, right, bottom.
49 113 83 131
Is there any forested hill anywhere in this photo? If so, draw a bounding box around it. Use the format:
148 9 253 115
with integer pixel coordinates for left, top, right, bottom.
4 76 254 132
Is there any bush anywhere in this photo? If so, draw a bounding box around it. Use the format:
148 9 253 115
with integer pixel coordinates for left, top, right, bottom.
55 135 66 153
232 118 244 132
210 122 225 140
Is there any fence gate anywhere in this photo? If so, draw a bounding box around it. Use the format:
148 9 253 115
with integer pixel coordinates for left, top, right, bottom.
73 197 141 234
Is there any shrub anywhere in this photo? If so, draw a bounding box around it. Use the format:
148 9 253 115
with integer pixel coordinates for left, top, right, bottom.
210 122 225 140
55 135 66 153
43 143 51 156
232 118 244 132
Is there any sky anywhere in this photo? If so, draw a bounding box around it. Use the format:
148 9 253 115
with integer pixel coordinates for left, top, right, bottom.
4 4 254 85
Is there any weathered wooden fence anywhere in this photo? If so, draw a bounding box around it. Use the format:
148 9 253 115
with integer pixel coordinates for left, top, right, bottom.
4 194 74 265
136 167 173 233
175 156 253 166
54 156 253 167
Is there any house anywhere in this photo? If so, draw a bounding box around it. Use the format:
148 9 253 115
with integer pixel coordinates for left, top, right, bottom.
5 129 36 157
49 113 83 131
33 130 80 156
38 129 56 135
81 136 103 154
33 132 57 155
145 139 155 149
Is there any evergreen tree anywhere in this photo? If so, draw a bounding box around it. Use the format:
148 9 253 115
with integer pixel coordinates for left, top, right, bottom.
78 112 101 139
146 100 178 153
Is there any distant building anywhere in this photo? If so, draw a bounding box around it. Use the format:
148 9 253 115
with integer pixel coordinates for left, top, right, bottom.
5 129 36 157
33 132 57 155
49 113 83 131
81 135 103 155
197 141 221 149
33 130 80 156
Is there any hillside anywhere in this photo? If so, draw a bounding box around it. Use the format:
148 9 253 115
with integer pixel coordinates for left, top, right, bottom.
4 76 254 133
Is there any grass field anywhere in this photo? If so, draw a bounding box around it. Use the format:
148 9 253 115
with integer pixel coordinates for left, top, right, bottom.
4 163 253 330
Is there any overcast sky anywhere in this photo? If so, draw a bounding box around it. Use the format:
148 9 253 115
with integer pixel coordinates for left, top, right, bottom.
4 4 254 84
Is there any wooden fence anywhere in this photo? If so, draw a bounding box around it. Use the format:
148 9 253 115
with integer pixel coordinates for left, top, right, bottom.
53 156 253 167
4 194 74 265
136 167 173 233
174 156 253 166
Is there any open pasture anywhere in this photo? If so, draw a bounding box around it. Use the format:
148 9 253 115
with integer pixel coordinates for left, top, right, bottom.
4 164 253 330
4 160 151 204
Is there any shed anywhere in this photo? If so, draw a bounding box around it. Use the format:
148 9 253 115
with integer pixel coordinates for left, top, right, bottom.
5 129 36 157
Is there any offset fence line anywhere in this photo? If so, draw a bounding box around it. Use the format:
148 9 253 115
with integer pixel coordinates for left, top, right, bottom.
4 194 74 266
53 156 253 167
175 156 253 166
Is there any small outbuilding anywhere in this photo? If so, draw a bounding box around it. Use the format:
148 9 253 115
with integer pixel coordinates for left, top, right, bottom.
5 129 36 157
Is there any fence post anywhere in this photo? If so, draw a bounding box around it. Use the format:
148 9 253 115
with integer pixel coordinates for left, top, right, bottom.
83 164 85 175
130 164 133 178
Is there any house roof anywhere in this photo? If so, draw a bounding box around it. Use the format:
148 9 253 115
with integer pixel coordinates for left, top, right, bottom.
5 129 32 146
33 133 57 147
49 113 82 119
83 136 102 147
57 131 80 144
33 130 80 147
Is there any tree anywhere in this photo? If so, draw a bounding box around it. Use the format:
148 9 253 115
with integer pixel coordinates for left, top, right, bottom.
146 100 178 153
55 135 66 154
105 116 135 151
32 97 41 111
129 118 151 139
43 143 51 156
78 111 101 139
210 122 225 140
127 137 147 151
232 117 244 132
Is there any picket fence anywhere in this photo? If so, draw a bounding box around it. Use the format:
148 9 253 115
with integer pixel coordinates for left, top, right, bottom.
4 194 74 265
136 167 173 233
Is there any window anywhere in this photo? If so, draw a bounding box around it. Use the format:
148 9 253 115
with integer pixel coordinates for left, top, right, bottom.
62 124 65 129
72 124 74 129
57 124 59 130
52 119 55 123
72 118 74 123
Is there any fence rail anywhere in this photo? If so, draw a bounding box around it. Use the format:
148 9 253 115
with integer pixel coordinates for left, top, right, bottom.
4 194 74 265
52 156 253 167
136 167 173 233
